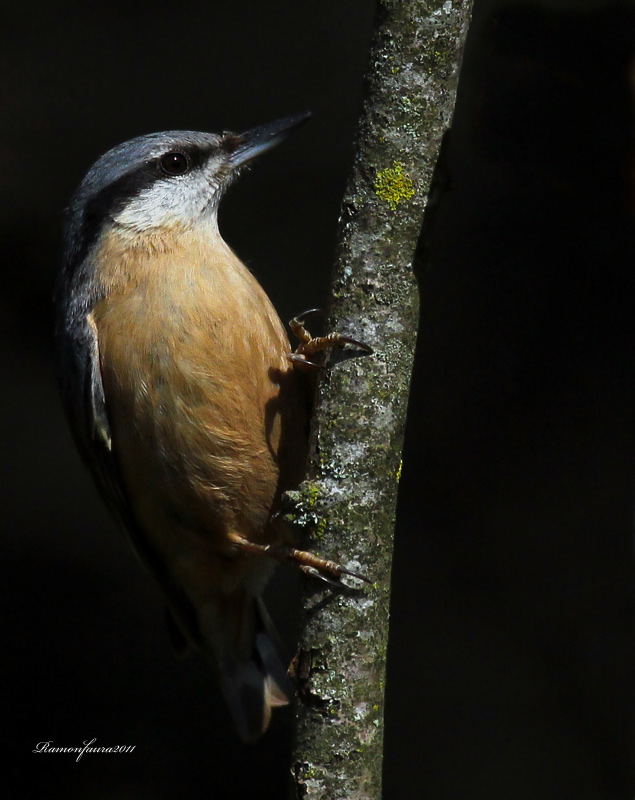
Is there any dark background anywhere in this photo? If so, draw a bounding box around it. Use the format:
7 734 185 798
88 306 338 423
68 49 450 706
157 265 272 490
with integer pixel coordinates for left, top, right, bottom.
2 0 634 798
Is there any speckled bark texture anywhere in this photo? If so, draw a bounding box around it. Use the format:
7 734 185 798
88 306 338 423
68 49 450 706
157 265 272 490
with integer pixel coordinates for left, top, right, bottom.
290 2 473 798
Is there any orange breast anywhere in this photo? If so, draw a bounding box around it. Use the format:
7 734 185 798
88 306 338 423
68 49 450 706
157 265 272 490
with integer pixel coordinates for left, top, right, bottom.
91 225 307 598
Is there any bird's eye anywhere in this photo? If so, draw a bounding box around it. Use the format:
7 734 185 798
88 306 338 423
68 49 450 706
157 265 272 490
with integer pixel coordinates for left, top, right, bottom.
160 151 190 176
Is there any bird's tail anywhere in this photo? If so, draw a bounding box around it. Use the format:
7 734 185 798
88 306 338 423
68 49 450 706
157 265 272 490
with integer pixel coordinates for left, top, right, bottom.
197 592 293 742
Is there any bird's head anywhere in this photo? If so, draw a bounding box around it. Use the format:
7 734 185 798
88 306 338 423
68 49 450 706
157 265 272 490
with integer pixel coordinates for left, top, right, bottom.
66 112 311 254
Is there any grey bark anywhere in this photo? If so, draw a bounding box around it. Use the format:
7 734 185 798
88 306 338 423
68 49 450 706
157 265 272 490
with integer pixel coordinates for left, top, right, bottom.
288 2 473 798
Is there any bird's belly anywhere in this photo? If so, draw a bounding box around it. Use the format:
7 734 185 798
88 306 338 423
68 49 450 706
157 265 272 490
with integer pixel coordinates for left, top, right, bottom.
93 287 305 597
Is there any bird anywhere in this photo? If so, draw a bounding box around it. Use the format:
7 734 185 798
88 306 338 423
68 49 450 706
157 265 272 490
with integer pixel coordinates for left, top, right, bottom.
55 113 370 742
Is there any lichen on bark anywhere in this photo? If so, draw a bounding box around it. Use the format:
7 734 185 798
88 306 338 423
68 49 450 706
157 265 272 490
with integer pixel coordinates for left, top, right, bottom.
289 2 473 798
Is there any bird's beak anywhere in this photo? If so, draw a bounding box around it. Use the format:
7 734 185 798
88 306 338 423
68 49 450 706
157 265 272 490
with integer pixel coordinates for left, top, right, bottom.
223 112 312 167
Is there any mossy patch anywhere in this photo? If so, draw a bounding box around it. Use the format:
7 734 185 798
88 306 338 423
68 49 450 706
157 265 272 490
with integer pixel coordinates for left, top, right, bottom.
374 161 415 210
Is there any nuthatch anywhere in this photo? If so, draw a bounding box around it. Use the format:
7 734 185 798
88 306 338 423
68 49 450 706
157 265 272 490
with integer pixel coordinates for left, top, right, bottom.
55 114 370 742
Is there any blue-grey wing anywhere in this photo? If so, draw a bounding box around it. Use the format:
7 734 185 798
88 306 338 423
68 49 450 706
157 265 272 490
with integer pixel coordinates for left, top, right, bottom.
55 309 128 521
55 303 197 647
56 194 196 653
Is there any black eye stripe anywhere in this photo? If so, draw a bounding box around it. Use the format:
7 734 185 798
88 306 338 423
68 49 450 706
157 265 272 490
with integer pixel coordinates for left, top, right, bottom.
70 142 219 268
160 151 190 176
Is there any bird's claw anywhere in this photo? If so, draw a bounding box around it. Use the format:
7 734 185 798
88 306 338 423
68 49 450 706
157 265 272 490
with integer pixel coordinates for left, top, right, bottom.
290 547 371 587
299 565 345 588
288 308 373 370
287 353 326 370
227 533 370 588
290 308 323 327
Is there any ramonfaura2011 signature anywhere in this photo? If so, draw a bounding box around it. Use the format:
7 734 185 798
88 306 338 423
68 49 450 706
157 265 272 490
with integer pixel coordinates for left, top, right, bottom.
32 739 135 762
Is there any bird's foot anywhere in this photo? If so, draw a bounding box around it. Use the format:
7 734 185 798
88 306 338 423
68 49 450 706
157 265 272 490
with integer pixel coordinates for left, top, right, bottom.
228 533 370 588
287 546 370 588
287 308 373 370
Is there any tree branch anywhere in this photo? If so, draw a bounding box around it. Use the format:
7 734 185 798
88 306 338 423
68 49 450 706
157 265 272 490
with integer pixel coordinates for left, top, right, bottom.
289 2 473 798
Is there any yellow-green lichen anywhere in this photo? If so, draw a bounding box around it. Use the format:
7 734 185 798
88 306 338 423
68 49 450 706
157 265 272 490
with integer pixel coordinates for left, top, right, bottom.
374 162 415 210
396 460 403 482
279 484 325 530
314 517 327 540
306 483 320 508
